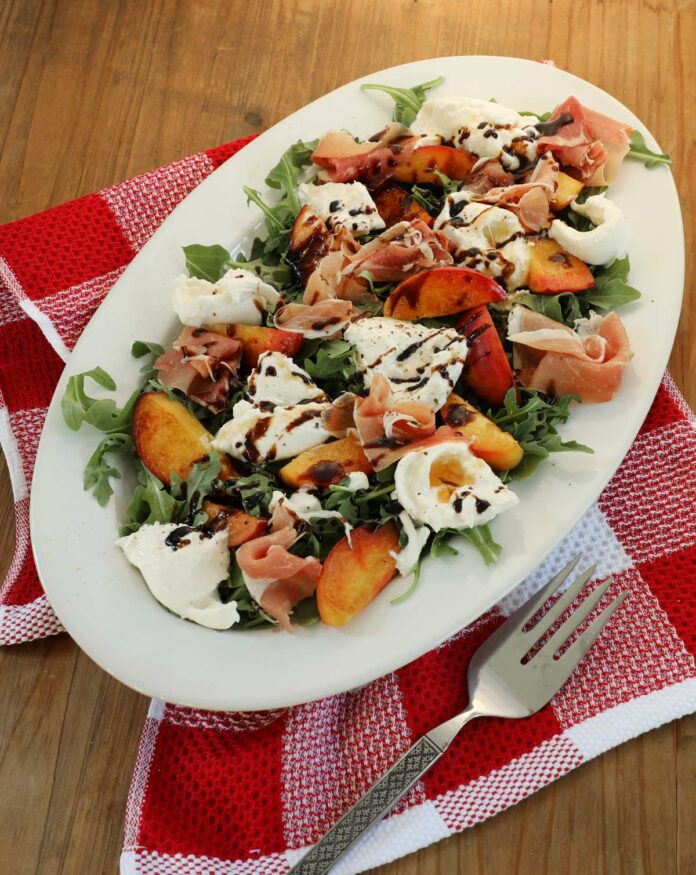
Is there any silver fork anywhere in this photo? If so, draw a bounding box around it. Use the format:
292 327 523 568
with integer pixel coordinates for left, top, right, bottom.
289 556 627 875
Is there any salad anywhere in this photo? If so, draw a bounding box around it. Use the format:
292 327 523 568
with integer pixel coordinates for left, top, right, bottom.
62 76 671 633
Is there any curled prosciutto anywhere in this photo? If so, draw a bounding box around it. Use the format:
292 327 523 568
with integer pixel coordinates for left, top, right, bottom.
536 96 632 187
154 326 242 413
339 219 453 283
312 123 419 185
353 374 437 470
274 297 353 338
507 306 633 403
236 527 322 631
462 153 560 233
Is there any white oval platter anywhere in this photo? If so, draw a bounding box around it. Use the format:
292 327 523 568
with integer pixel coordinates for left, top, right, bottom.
31 56 683 711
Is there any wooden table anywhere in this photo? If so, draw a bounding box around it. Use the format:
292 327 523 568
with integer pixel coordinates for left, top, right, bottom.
1 1 694 872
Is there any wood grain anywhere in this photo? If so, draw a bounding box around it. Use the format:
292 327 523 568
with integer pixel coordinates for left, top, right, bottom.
0 0 694 872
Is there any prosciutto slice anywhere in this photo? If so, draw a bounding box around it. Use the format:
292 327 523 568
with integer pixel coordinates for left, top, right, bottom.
536 96 632 186
312 124 419 184
353 375 438 470
508 306 633 403
303 227 373 306
321 392 357 437
236 528 321 632
274 298 353 338
340 219 453 283
154 326 242 413
467 154 560 232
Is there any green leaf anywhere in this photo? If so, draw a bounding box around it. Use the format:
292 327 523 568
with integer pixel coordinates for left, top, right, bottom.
121 464 185 535
83 433 133 506
61 367 138 434
428 524 501 564
518 109 552 121
361 76 445 127
226 254 293 287
627 130 672 168
170 453 222 516
131 340 165 381
460 524 502 565
183 243 230 282
293 596 321 627
301 338 362 396
264 139 318 215
489 388 593 478
410 184 441 215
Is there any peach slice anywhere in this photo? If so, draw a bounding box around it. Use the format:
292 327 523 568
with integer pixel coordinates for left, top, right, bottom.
317 523 400 626
279 435 372 489
286 205 331 284
132 392 237 485
550 172 584 211
373 184 434 228
391 145 476 185
206 322 303 370
456 305 514 408
527 238 594 294
202 501 267 548
383 266 506 320
441 393 523 472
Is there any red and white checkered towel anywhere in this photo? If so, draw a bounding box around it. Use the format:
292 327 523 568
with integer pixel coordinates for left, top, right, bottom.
1 137 695 875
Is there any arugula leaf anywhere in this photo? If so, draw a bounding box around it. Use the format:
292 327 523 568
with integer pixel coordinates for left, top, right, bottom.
301 338 362 396
410 184 441 215
170 454 222 519
627 130 672 168
489 389 593 479
120 464 185 536
183 244 230 282
586 256 641 310
293 596 321 627
361 76 445 127
131 340 165 381
511 290 584 326
430 523 501 565
518 109 552 122
264 139 318 215
226 254 293 287
223 470 279 518
83 433 133 506
62 367 138 434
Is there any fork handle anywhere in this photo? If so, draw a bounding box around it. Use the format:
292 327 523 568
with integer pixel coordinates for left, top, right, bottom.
289 736 443 874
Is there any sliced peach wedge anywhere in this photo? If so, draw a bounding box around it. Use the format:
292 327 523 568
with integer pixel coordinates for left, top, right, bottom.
456 305 514 408
550 172 584 211
201 501 267 548
373 184 433 229
441 393 523 472
390 145 476 185
527 238 594 294
279 435 372 490
205 322 303 370
317 523 401 626
383 266 506 321
132 392 237 485
286 205 331 285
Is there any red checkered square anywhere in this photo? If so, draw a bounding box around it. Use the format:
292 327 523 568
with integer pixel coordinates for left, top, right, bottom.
638 544 696 660
599 420 696 563
137 716 288 861
0 194 134 299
